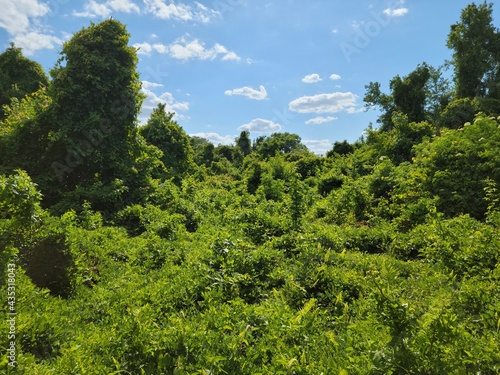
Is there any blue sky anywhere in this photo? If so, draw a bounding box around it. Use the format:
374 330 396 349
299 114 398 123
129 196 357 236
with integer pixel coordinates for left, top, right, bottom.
1 0 496 154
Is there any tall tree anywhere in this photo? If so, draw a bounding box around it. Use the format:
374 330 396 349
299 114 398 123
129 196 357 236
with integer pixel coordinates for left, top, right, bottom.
391 63 431 123
140 103 194 180
0 43 49 120
364 64 432 131
48 19 144 191
447 2 500 99
236 130 252 156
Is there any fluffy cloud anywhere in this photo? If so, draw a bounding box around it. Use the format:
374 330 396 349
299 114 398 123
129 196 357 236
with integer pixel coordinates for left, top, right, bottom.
225 85 267 100
13 32 63 55
288 92 358 114
0 0 49 35
134 42 154 55
302 73 322 83
383 7 409 17
142 80 164 89
305 116 337 125
302 139 332 155
190 132 234 145
169 39 227 60
144 0 219 23
134 42 169 55
73 0 140 17
134 38 240 61
221 52 241 61
329 74 342 80
107 0 140 13
139 81 189 123
238 118 282 133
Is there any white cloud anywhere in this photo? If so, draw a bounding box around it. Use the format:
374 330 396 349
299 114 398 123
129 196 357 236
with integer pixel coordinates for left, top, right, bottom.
73 1 112 17
133 42 154 54
144 0 219 23
238 118 282 133
305 116 337 125
139 82 189 123
0 0 49 35
168 38 239 61
288 92 358 114
133 42 170 55
142 80 164 89
303 139 332 155
330 74 341 80
133 37 240 61
221 51 241 62
302 73 322 83
13 32 63 55
151 43 169 54
108 0 140 13
190 132 234 145
383 7 408 17
134 38 240 62
225 85 267 100
73 0 140 17
141 88 189 112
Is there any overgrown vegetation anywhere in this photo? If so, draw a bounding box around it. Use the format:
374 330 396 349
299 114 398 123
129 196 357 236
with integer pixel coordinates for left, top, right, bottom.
1 4 500 374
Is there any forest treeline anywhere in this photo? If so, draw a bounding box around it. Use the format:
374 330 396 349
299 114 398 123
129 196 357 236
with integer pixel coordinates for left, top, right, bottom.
1 2 500 374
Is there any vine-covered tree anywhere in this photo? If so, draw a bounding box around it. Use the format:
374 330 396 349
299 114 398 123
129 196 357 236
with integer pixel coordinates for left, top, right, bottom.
48 19 144 191
0 43 49 120
447 2 500 99
254 133 307 158
364 63 433 131
140 103 194 181
236 130 252 156
391 63 431 123
327 140 354 157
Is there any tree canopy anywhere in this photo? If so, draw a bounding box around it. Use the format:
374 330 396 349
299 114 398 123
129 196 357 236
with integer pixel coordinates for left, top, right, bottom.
0 43 48 120
447 1 500 98
139 103 194 180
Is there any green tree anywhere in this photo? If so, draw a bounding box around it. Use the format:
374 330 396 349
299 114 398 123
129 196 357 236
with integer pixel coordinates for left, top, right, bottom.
447 2 500 99
0 43 49 120
425 65 453 124
48 19 144 193
0 170 43 281
214 145 235 162
391 63 431 123
140 103 194 181
202 142 215 167
236 130 252 156
326 140 354 157
0 89 52 176
255 133 307 158
388 114 435 164
190 136 211 165
364 64 432 130
439 98 476 129
414 114 500 219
